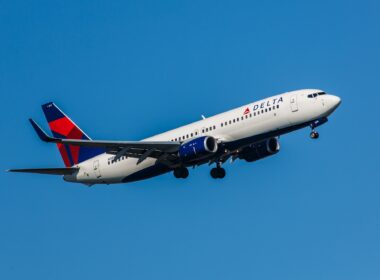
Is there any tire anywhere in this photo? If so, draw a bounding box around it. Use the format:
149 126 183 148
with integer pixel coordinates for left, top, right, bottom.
310 131 319 139
174 167 189 179
218 168 226 179
210 168 219 179
173 169 182 178
181 168 189 179
210 168 226 179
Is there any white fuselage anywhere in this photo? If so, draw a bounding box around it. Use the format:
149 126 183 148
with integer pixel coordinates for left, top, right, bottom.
64 89 341 185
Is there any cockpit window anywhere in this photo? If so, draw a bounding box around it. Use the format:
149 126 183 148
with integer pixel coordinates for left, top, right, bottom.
308 92 326 98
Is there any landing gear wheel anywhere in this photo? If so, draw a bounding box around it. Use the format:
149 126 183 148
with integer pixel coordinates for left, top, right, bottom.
210 168 226 179
210 168 218 179
174 167 189 179
181 168 189 179
218 168 226 179
310 131 319 139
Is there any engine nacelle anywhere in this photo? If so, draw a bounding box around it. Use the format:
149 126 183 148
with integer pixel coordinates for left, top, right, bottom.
238 138 280 162
179 136 218 161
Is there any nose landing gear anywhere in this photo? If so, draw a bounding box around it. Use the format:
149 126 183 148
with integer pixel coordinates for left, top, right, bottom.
309 117 328 139
310 130 319 139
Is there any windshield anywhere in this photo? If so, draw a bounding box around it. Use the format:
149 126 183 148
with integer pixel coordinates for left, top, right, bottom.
307 92 326 98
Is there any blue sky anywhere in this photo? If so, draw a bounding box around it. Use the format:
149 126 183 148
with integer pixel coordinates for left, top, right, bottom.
1 0 379 279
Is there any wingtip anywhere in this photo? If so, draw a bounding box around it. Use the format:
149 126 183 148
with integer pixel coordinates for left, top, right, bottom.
28 118 52 142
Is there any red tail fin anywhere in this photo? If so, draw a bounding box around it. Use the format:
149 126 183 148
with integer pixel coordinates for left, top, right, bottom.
41 102 105 167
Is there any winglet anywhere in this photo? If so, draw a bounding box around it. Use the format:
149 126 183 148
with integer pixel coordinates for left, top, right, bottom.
29 118 59 142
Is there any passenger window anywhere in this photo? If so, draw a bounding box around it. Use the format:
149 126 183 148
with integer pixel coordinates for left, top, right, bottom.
213 125 216 129
265 109 268 112
229 120 232 124
245 115 248 119
261 110 264 114
237 118 239 122
221 123 223 127
225 121 227 125
191 133 193 137
269 107 271 111
206 128 208 132
233 119 235 123
277 105 279 109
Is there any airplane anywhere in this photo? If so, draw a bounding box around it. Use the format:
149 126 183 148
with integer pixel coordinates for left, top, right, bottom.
8 89 341 186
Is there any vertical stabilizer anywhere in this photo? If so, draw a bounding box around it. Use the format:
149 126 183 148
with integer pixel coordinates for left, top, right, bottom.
42 102 105 167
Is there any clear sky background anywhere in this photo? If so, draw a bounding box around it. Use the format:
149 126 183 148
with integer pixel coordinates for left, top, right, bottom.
1 1 379 279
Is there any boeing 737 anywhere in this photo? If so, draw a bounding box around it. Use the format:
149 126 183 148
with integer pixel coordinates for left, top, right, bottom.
9 89 341 185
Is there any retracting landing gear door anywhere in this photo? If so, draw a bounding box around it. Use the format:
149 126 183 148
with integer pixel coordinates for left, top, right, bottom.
290 95 298 112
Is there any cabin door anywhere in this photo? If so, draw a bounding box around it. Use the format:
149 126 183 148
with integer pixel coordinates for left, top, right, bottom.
290 95 298 112
93 160 101 178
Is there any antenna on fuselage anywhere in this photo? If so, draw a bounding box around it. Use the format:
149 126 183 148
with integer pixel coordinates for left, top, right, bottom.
201 115 206 120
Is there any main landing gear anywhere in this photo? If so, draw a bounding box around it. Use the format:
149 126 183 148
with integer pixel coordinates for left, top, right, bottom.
173 167 189 179
173 163 227 180
210 167 226 179
210 162 226 179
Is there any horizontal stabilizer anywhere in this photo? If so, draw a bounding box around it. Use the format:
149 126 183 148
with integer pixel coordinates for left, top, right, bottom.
7 167 79 175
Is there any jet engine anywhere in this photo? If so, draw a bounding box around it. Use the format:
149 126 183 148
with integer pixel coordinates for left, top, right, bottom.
179 136 218 162
238 137 280 162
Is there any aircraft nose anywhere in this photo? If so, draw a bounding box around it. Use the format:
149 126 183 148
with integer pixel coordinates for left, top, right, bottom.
329 95 342 109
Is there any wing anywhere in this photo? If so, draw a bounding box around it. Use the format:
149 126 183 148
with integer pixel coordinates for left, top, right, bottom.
29 119 181 166
8 167 79 175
